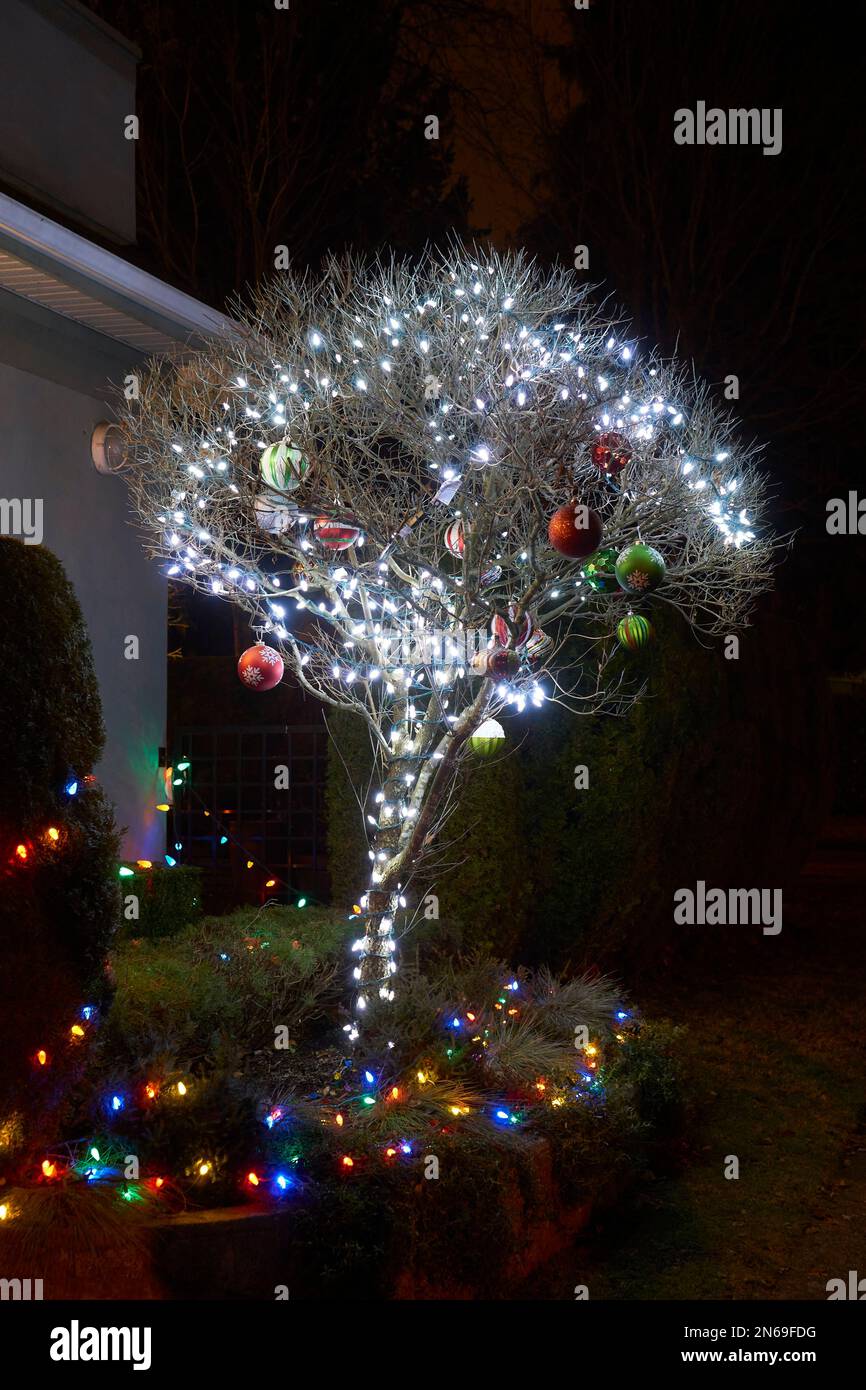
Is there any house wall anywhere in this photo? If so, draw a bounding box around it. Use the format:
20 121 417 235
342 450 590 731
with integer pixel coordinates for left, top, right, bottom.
0 0 138 244
0 354 166 860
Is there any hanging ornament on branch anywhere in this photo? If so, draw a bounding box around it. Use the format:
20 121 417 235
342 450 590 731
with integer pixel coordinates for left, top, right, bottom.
617 614 654 650
615 542 666 594
591 431 631 478
259 442 311 492
581 545 620 593
313 518 360 550
491 607 533 650
470 718 506 758
548 502 603 559
523 626 552 662
237 642 284 690
254 491 295 535
444 519 465 556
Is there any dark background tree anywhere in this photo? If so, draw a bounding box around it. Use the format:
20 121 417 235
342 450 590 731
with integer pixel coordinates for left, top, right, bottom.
88 0 471 305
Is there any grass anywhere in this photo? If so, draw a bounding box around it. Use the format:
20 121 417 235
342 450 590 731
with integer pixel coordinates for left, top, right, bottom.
518 866 866 1300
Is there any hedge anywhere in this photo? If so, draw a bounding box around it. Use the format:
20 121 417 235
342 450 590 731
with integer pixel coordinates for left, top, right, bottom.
326 602 830 971
118 864 203 939
0 539 120 1174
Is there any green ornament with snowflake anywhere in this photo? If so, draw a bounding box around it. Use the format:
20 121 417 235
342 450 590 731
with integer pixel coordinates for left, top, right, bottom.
615 542 666 594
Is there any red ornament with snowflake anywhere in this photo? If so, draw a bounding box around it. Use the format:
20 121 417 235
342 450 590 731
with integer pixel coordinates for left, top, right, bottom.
237 642 284 691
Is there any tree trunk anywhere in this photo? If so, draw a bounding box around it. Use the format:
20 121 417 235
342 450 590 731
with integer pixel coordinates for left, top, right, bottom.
356 683 492 1004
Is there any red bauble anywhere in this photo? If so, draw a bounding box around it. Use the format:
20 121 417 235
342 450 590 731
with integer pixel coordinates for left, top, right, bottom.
313 518 360 550
591 431 631 477
548 502 603 559
237 642 284 691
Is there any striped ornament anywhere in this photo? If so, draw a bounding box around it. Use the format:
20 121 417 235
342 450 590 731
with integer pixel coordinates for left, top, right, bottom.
491 607 533 650
523 626 551 661
616 614 654 651
470 718 506 758
444 519 465 556
313 517 360 550
259 442 310 492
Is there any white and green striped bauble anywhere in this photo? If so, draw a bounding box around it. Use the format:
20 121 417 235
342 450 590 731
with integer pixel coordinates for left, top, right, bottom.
470 717 506 758
259 441 310 492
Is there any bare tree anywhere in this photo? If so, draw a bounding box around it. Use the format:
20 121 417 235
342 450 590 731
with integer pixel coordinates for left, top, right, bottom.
119 244 778 1027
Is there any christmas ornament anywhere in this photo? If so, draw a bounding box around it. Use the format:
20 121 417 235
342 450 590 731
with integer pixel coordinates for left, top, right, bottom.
591 431 631 477
470 718 505 757
444 519 465 556
254 491 294 535
581 545 620 593
523 626 551 661
480 564 502 589
259 442 310 492
617 614 654 651
470 650 490 676
548 502 602 559
237 642 284 691
491 607 533 650
423 373 443 401
487 648 520 679
615 542 666 593
313 518 360 550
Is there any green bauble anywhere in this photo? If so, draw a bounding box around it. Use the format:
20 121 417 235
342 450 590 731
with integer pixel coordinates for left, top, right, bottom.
615 542 666 594
617 614 654 651
581 545 620 593
470 717 506 758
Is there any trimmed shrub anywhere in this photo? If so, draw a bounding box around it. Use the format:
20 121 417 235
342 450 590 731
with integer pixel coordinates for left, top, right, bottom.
118 864 203 939
98 905 350 1073
0 539 120 1176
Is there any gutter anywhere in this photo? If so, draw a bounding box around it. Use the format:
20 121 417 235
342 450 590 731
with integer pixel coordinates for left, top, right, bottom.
0 191 234 341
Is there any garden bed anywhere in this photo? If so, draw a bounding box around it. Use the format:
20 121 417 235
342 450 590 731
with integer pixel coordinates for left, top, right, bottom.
1 905 682 1299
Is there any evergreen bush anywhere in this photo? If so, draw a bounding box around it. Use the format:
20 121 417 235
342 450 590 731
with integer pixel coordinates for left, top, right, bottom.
0 539 120 1176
